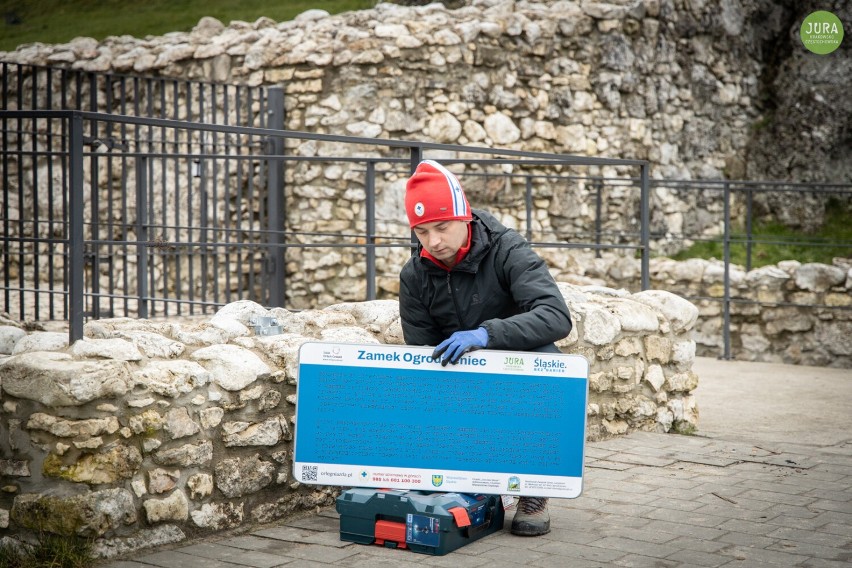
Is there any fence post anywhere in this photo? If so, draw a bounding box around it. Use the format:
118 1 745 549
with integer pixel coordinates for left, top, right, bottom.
745 186 753 272
266 86 286 308
409 148 422 253
136 157 149 319
68 113 85 343
594 177 603 258
365 161 377 301
525 175 534 242
640 163 650 291
722 182 732 360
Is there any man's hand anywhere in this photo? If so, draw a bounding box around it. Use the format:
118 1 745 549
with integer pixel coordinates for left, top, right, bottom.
432 327 488 366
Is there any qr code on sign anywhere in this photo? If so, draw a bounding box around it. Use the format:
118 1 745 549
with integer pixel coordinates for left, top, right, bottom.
302 466 318 481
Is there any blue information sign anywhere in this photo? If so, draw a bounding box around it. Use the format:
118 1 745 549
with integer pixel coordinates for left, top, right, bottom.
294 342 589 498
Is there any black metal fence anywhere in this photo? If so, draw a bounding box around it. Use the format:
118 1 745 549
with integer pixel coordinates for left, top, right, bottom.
0 109 650 343
1 61 272 127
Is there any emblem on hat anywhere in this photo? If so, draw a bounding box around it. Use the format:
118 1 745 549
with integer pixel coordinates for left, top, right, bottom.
414 202 425 217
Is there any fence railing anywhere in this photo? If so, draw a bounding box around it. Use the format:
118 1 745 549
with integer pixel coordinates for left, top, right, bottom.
1 61 272 127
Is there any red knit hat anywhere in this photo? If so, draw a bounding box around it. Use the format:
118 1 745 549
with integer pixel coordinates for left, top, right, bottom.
405 160 472 228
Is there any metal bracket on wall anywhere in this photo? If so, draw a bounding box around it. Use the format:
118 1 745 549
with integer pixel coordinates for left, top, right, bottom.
250 316 283 336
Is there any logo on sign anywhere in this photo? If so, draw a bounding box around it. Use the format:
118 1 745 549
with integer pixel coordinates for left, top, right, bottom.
431 474 444 487
507 476 521 492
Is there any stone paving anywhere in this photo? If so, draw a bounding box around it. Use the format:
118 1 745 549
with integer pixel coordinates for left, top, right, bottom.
100 358 852 568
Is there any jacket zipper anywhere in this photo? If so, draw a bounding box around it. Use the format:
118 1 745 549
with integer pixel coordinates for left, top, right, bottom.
447 272 465 329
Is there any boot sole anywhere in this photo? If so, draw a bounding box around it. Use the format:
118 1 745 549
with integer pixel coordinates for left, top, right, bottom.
510 520 551 537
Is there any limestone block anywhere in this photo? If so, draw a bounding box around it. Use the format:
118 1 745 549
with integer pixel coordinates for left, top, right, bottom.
84 317 173 339
596 343 615 361
165 408 200 440
745 265 789 288
665 370 699 392
129 409 165 435
581 305 621 345
278 309 356 336
671 340 696 365
1 352 131 406
631 290 699 334
739 324 771 353
191 344 270 391
606 298 660 332
259 390 282 411
656 407 674 431
644 364 665 391
601 418 628 436
209 317 250 339
43 444 142 484
0 508 8 528
426 112 463 143
589 371 613 392
484 112 521 145
319 326 381 344
214 454 275 498
825 292 852 307
11 488 136 537
0 460 29 477
152 441 213 467
71 337 143 361
794 263 846 292
239 385 264 402
0 326 26 355
91 525 186 560
187 473 214 500
143 490 188 523
762 307 813 335
26 414 120 438
631 396 658 418
133 360 212 397
222 415 288 447
172 323 233 346
815 320 852 356
200 407 224 429
10 332 68 354
255 333 311 382
191 502 244 529
148 468 180 494
644 335 672 363
614 336 642 357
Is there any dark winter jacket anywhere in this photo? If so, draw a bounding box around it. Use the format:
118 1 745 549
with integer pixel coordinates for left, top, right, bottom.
399 209 572 350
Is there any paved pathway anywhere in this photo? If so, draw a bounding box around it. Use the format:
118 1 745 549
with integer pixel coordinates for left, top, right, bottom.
101 357 852 567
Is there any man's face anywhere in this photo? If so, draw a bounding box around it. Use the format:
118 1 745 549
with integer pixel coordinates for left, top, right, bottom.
413 220 470 266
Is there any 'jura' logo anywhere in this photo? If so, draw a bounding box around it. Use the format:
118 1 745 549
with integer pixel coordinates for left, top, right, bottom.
800 11 844 55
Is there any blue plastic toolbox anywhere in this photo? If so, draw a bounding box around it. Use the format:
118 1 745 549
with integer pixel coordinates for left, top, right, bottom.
336 488 505 555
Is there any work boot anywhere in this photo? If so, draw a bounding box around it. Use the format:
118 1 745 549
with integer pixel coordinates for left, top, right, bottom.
510 496 550 536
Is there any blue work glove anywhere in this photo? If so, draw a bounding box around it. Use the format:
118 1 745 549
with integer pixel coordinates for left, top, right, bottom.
432 327 488 366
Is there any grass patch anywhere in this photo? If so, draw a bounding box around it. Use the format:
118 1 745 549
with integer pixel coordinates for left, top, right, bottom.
670 201 852 268
0 532 92 568
0 0 378 52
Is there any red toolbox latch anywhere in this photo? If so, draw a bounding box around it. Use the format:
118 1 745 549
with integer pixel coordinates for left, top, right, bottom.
447 507 471 528
374 520 407 549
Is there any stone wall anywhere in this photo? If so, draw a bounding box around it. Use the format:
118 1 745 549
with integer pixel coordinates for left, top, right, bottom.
544 252 852 367
0 283 699 556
